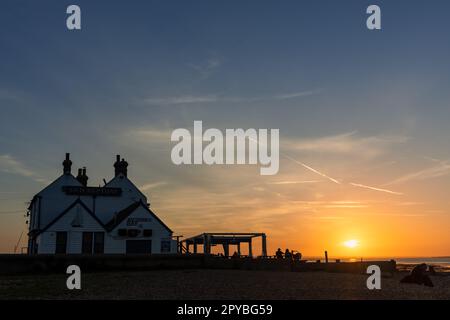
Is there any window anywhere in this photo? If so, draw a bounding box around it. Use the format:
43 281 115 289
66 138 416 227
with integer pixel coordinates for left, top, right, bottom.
93 232 104 254
55 232 67 254
160 240 171 253
82 232 104 254
143 229 152 237
82 232 93 254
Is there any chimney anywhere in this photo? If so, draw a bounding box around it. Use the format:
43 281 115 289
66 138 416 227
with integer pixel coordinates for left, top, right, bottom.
80 167 88 186
114 155 121 177
62 153 72 175
120 158 128 177
114 155 129 177
76 167 88 186
76 168 83 184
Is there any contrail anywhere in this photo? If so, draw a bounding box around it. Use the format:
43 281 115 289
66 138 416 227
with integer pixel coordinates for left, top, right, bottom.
349 182 403 195
249 135 341 184
251 136 404 195
282 153 341 184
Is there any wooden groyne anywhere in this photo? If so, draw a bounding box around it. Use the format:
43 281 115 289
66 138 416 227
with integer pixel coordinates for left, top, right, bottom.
0 254 396 275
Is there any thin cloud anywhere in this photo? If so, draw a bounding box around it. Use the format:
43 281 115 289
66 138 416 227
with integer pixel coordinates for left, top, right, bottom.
274 90 320 100
385 160 450 186
284 131 409 158
140 181 168 191
0 154 47 184
142 89 319 106
188 57 222 79
143 95 218 105
0 88 25 103
267 180 321 185
127 128 172 140
350 182 403 195
323 204 368 208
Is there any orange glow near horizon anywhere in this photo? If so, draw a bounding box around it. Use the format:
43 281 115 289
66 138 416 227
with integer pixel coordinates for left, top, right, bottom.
1 157 450 258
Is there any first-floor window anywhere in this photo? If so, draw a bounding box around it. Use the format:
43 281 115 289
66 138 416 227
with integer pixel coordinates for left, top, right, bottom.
55 232 67 254
82 232 104 254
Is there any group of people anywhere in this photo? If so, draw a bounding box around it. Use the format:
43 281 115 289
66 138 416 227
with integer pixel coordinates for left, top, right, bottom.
275 248 302 261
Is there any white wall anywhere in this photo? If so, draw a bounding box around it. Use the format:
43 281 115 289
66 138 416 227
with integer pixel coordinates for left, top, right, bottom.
106 205 175 254
37 202 104 254
30 174 83 229
36 201 176 254
95 174 148 224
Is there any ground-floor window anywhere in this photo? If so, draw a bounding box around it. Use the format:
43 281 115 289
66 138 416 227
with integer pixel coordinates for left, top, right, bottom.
82 232 104 254
126 240 152 254
55 232 67 254
94 232 104 254
160 240 171 253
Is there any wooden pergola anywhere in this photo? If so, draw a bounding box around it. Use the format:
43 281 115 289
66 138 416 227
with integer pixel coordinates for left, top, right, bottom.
180 232 267 257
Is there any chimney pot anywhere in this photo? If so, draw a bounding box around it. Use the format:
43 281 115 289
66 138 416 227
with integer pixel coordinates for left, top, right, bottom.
62 153 72 175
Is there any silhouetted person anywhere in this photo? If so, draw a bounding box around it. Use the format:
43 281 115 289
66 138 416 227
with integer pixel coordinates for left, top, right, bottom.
428 265 436 276
232 251 239 259
293 252 302 261
284 249 292 260
400 263 434 287
275 248 283 259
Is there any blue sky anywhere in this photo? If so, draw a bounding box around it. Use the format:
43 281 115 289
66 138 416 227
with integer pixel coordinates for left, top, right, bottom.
1 1 450 255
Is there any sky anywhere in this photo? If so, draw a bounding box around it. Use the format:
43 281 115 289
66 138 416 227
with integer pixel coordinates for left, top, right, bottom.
1 0 450 257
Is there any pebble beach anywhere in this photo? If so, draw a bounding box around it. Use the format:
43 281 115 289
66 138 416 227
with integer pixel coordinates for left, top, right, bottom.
1 269 449 300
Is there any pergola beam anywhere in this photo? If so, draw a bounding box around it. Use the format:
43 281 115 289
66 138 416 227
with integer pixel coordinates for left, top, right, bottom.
180 232 267 257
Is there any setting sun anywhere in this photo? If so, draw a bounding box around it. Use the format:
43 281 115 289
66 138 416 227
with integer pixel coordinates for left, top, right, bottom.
343 240 359 248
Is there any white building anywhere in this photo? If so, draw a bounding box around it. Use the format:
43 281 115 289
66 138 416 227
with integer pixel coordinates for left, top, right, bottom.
27 154 177 255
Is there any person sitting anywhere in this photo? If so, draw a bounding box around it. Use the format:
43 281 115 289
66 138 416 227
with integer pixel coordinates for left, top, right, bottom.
275 248 283 259
231 251 239 259
284 249 292 260
293 251 302 261
400 263 434 287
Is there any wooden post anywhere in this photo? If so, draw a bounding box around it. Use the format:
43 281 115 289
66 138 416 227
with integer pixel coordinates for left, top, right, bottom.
223 243 229 257
203 234 211 254
325 250 328 263
237 243 241 256
248 238 253 257
262 234 267 257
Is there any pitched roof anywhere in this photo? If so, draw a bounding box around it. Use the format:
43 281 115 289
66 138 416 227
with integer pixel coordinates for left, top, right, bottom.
33 198 106 236
35 173 82 197
104 201 141 231
104 174 148 202
104 200 173 234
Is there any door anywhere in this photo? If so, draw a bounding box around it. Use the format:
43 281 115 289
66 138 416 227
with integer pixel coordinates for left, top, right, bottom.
126 240 152 254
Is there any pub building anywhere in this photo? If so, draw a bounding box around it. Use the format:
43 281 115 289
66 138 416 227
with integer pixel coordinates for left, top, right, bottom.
27 154 176 255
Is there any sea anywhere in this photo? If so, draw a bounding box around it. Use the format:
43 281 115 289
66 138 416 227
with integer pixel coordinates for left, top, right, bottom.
306 256 450 272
